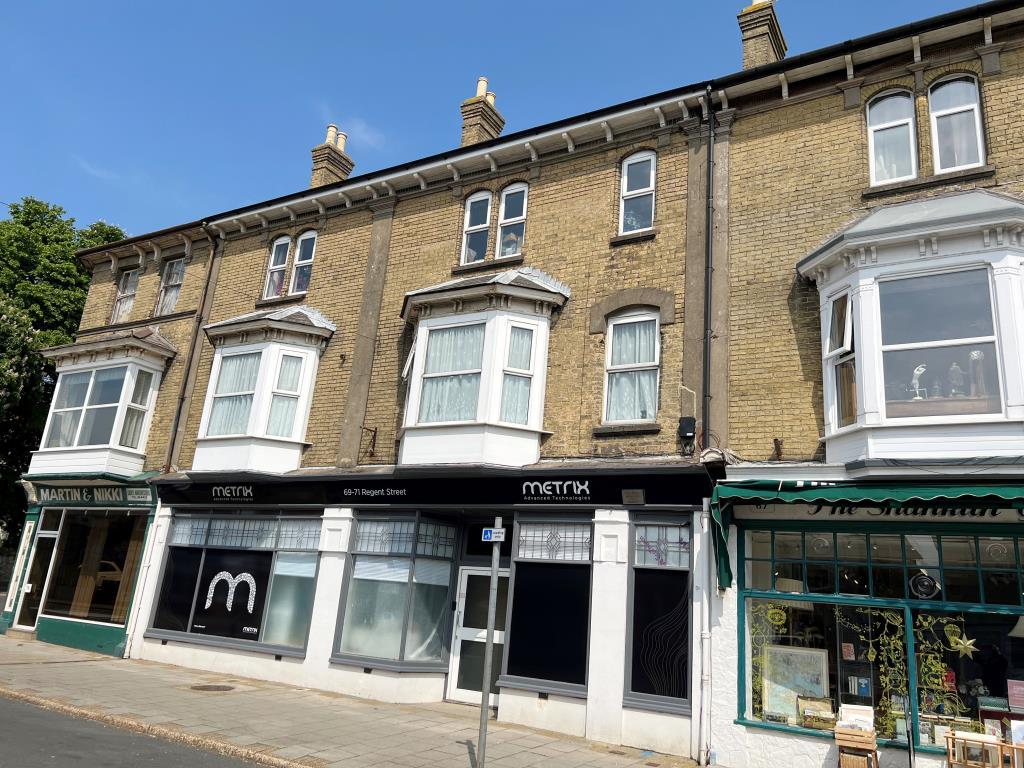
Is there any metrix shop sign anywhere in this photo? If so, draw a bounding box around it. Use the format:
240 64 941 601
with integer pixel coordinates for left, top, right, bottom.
158 468 712 509
37 485 151 507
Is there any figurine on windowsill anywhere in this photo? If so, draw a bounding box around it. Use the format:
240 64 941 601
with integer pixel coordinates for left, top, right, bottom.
911 364 928 400
949 361 967 397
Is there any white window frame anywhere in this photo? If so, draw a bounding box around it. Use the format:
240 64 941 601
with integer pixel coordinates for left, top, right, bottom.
265 353 305 439
264 236 291 299
603 309 661 424
867 90 918 186
416 321 487 425
39 363 159 454
496 183 528 259
111 268 139 324
497 322 536 426
288 231 317 295
404 311 549 432
619 151 657 235
876 265 1003 423
461 191 492 265
929 75 985 174
155 257 186 316
198 342 318 442
823 291 857 430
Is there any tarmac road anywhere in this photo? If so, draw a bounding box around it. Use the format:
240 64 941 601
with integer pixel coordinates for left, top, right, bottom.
0 696 258 767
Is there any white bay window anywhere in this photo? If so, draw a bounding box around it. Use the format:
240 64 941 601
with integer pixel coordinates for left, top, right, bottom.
799 190 1024 467
400 268 567 466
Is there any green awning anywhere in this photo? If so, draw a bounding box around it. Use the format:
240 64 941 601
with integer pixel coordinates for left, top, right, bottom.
709 480 1024 588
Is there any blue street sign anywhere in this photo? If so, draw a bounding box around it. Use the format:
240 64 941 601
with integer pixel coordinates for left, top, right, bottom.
481 528 506 543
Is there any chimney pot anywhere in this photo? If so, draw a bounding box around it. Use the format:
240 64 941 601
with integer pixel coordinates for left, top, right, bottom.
310 123 354 187
336 131 348 153
460 76 505 147
485 91 496 105
325 124 338 145
476 77 488 98
738 0 787 70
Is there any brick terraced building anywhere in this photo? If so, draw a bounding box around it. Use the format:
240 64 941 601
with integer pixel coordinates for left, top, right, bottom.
6 3 1024 766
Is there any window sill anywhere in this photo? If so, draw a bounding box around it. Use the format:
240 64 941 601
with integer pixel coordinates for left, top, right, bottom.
610 229 658 247
144 629 306 659
401 421 550 436
255 293 307 309
592 423 662 438
496 674 588 700
734 718 913 751
195 434 312 448
862 165 995 199
328 653 448 674
622 693 691 717
452 254 525 276
33 444 144 456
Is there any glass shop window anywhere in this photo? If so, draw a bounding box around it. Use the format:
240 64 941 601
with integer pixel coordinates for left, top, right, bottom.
151 516 321 650
505 521 592 687
337 517 456 663
628 522 691 705
41 511 147 625
878 269 1000 419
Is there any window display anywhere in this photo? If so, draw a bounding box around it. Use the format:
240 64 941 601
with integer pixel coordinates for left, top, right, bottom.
151 515 320 650
743 525 1024 750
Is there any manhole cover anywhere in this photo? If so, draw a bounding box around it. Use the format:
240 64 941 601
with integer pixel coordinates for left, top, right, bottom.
190 684 234 692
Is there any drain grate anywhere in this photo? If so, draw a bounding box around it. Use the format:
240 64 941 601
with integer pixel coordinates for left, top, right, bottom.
190 684 235 692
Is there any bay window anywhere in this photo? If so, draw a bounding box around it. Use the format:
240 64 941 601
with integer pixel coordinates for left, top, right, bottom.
627 520 691 710
620 151 656 234
151 515 321 652
605 311 660 423
929 76 985 173
503 520 592 689
868 91 917 185
825 293 857 428
500 325 534 425
156 258 185 316
497 184 528 258
336 516 455 664
111 269 139 324
740 524 1024 750
462 192 491 264
878 269 1000 418
201 345 315 441
42 365 158 451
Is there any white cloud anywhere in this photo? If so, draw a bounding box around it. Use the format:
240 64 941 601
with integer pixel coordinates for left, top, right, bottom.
314 101 385 151
73 156 121 182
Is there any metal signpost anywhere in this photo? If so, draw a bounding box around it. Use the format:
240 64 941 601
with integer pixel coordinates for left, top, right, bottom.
477 518 505 768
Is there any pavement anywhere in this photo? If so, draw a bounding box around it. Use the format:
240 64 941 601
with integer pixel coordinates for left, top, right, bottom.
0 695 256 767
0 635 695 768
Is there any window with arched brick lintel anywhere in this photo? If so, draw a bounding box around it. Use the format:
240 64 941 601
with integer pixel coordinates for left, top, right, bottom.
588 288 675 334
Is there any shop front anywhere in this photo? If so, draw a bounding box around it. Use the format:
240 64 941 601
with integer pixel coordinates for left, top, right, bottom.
130 464 711 755
0 477 156 656
709 480 1024 768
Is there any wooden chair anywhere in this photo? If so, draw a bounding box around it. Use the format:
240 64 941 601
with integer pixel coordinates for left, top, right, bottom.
834 727 879 768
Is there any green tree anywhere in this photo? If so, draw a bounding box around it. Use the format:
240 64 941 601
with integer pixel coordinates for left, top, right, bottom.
0 198 125 545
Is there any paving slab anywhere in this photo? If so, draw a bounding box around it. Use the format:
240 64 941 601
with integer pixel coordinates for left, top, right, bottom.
0 635 695 768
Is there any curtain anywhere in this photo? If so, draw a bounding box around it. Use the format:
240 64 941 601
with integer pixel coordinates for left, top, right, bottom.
936 111 980 169
158 285 181 316
89 366 127 405
872 123 913 181
507 326 533 369
130 370 153 406
611 320 656 365
266 395 298 437
45 411 81 448
262 553 317 648
276 355 303 391
119 407 146 448
208 353 261 436
419 325 485 422
54 371 91 409
500 374 531 424
340 556 412 660
78 406 118 445
607 370 658 422
404 560 451 661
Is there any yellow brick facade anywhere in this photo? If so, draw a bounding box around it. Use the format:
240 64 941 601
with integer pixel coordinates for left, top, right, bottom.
725 41 1024 461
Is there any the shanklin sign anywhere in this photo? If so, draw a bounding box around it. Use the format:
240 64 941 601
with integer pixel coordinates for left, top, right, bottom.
154 467 712 509
733 502 1024 522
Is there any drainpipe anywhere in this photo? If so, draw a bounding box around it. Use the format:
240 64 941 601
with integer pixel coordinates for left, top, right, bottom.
698 84 716 767
163 223 224 473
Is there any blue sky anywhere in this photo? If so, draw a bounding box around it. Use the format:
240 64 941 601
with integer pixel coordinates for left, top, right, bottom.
2 1 972 236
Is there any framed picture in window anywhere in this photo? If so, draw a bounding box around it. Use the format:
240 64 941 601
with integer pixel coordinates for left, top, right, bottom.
763 644 829 724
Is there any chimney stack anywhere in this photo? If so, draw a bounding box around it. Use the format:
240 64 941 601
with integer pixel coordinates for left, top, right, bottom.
738 1 787 70
310 123 355 187
459 76 505 147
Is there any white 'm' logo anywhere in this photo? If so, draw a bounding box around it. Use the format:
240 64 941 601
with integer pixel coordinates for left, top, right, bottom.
205 571 257 613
